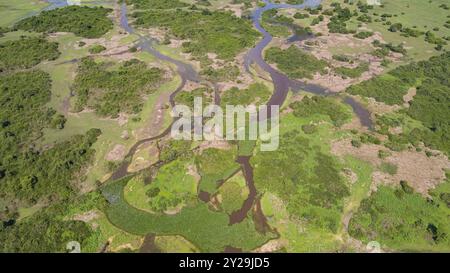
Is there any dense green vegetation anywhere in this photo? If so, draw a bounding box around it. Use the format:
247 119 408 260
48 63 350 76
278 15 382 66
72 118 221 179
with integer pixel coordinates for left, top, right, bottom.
405 80 450 155
195 148 240 194
174 87 213 109
252 129 349 232
0 37 60 71
145 159 197 213
102 176 274 252
353 31 373 39
159 140 193 163
221 83 272 106
200 65 240 82
326 3 353 34
132 8 260 60
126 0 188 9
0 191 105 252
218 174 247 215
350 52 450 155
265 45 327 79
88 45 106 54
290 96 352 127
0 68 102 202
73 58 165 117
15 6 113 38
261 9 292 37
334 62 369 79
347 74 409 105
349 184 450 251
0 211 91 252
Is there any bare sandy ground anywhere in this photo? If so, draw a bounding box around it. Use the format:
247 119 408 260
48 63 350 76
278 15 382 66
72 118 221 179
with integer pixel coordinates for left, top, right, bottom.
273 17 404 92
331 139 450 196
127 142 160 173
105 144 127 162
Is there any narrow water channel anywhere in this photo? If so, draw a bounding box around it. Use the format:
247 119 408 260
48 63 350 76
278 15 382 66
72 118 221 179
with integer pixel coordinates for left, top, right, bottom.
31 1 374 238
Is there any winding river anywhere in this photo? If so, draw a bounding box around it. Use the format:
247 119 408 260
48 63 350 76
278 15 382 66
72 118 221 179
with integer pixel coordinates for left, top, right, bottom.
32 0 373 238
116 0 373 226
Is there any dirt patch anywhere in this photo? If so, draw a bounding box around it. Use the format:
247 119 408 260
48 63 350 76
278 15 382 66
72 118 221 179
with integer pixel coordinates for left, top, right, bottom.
128 142 159 173
277 18 404 92
187 164 201 182
331 139 450 195
72 210 99 223
342 168 358 185
403 87 416 106
106 144 127 162
341 116 367 132
167 38 187 49
183 80 203 92
198 140 232 153
135 91 171 140
376 150 450 196
144 28 166 43
252 239 287 253
72 210 100 229
305 53 385 93
81 34 136 61
223 4 245 18
213 51 256 92
121 130 130 140
364 96 401 115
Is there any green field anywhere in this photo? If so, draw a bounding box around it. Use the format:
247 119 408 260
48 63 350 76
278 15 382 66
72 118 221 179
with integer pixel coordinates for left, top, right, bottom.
102 176 275 252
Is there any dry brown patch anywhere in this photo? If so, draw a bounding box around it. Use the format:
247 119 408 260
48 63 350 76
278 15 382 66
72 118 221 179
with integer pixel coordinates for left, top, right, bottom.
331 139 450 195
365 97 401 115
73 210 100 223
81 34 136 61
403 87 416 107
376 151 450 196
252 239 288 253
106 144 127 162
128 142 159 173
223 4 245 17
135 91 171 140
198 140 232 153
187 164 201 183
215 51 256 92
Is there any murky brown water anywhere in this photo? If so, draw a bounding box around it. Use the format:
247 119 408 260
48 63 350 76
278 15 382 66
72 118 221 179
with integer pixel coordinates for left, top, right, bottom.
111 0 374 247
139 234 161 253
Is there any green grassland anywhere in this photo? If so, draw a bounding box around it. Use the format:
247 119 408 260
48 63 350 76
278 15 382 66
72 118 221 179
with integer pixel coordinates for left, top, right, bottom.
72 57 165 117
195 147 240 194
0 36 60 71
319 0 450 61
29 28 182 188
218 171 249 215
221 82 272 106
349 181 450 252
130 5 260 61
337 156 373 239
0 0 46 28
348 52 450 156
251 95 355 236
125 159 198 213
15 6 114 38
102 176 275 252
154 235 199 253
1 0 449 254
265 45 328 79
